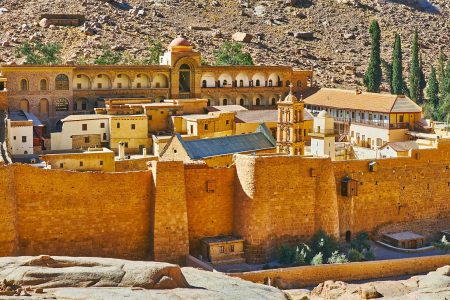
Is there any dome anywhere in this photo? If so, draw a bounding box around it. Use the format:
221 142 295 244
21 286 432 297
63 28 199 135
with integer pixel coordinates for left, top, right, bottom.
284 93 298 103
169 37 191 47
318 110 329 117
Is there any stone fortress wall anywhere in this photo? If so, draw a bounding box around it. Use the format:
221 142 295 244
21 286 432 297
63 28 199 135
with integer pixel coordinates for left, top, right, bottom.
0 140 449 264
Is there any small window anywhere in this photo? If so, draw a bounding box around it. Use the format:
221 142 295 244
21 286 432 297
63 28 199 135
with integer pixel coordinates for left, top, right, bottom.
77 74 82 79
100 122 105 128
20 79 28 91
204 124 208 130
77 83 82 89
155 82 160 88
137 83 142 88
219 246 225 253
100 160 103 166
13 136 16 140
59 163 64 168
40 79 47 91
102 133 107 140
97 83 102 89
124 142 128 148
55 74 69 90
84 137 90 143
117 122 120 128
80 161 83 167
117 82 122 89
117 74 122 78
256 79 260 86
22 136 27 143
82 124 87 131
131 124 136 130
148 115 152 121
230 245 235 252
226 120 229 125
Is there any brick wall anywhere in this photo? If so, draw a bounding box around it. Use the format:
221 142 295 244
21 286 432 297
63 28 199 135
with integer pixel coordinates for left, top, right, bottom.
0 167 17 256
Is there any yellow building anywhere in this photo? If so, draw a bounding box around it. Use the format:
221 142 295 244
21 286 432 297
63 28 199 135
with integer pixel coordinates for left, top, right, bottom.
304 88 423 149
40 147 115 172
109 115 150 154
173 111 235 138
0 37 312 132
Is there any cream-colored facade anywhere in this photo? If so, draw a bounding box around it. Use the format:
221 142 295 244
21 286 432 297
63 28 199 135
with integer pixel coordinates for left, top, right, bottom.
6 119 33 155
310 111 336 159
0 37 312 133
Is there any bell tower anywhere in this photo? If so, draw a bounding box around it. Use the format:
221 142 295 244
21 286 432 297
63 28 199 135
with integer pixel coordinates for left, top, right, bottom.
276 85 305 155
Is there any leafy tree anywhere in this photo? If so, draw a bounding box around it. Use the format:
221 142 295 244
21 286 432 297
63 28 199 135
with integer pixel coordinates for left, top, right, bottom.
310 230 338 261
144 39 164 65
214 42 254 66
17 42 62 65
437 50 447 99
442 60 450 97
426 66 439 114
363 20 382 92
391 34 403 95
381 59 392 88
94 46 121 65
408 31 425 104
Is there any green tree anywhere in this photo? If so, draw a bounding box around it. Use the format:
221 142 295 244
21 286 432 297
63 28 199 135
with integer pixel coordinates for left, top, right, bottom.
94 46 121 65
144 39 163 65
214 42 253 66
426 66 439 114
437 50 447 99
391 34 403 95
17 42 62 65
363 20 382 92
408 31 425 104
442 60 450 97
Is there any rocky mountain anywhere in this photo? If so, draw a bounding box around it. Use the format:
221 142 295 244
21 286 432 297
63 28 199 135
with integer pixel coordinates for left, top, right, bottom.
0 0 448 89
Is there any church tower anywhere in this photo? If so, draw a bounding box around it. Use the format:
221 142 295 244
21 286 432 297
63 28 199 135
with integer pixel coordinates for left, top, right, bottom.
276 85 305 155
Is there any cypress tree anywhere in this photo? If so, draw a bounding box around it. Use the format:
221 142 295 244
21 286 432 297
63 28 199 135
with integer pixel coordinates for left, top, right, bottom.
437 50 447 99
391 34 403 94
408 30 424 104
364 20 382 93
426 66 439 110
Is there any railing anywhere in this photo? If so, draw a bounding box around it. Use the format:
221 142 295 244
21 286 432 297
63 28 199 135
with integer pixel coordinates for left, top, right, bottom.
308 129 337 136
334 117 351 123
352 119 390 129
389 122 410 130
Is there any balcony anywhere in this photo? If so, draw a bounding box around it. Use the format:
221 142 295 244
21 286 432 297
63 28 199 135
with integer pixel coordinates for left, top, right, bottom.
352 119 390 128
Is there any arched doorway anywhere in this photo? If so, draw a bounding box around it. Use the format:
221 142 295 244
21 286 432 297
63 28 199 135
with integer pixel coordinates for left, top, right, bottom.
345 230 352 243
179 64 191 95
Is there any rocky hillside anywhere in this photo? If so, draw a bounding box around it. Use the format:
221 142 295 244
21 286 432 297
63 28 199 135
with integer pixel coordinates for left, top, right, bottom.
0 0 449 89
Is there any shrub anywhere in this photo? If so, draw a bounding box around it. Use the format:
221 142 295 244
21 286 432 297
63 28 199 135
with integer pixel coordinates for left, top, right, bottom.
95 46 121 65
278 244 295 265
433 235 450 252
214 41 253 66
348 248 364 262
362 249 376 261
17 42 61 65
310 252 323 266
310 230 338 261
294 243 311 266
327 251 349 264
350 232 370 252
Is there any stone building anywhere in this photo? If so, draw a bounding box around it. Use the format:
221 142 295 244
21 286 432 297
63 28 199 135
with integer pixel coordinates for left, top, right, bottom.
0 37 312 133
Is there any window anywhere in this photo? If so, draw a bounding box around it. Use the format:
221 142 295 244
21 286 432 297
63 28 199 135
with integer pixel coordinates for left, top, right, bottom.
20 79 28 91
286 80 291 87
124 142 128 148
117 122 120 128
117 82 122 89
239 80 244 87
80 161 83 167
190 125 194 134
249 80 253 87
77 83 82 89
399 115 404 122
223 99 227 105
55 98 69 111
84 137 90 143
148 115 152 121
297 80 302 87
226 120 229 125
136 82 142 88
240 99 244 106
82 124 87 131
131 124 136 130
100 160 103 166
22 136 27 143
55 74 69 90
268 80 273 87
13 136 16 140
256 98 260 105
102 133 107 140
223 80 227 87
81 101 87 110
59 163 64 168
202 80 207 88
97 83 102 89
272 98 276 105
100 123 105 128
230 245 235 252
219 246 225 253
256 79 260 87
40 79 47 91
204 124 208 130
155 82 160 88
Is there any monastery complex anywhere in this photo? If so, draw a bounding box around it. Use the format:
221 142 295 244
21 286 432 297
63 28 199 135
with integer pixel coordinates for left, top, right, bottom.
0 38 448 267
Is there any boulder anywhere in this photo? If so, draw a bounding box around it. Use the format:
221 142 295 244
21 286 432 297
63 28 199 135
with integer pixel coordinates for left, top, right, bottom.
39 18 49 28
232 32 253 43
294 31 314 40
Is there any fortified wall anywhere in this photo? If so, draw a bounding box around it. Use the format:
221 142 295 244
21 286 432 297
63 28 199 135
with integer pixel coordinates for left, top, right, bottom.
0 140 449 264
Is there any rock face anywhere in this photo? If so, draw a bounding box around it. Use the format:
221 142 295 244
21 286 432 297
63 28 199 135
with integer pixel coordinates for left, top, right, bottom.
307 265 450 300
0 255 287 299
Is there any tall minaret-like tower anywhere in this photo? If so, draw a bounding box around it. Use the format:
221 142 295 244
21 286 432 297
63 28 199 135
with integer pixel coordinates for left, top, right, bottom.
276 85 305 155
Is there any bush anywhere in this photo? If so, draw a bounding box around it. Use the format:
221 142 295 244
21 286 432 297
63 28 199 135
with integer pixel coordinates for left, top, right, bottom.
327 251 349 264
348 248 364 262
17 42 61 65
350 232 370 252
95 46 121 65
310 230 338 261
362 248 376 261
433 235 450 252
310 252 323 266
294 243 311 266
214 41 253 66
278 244 295 265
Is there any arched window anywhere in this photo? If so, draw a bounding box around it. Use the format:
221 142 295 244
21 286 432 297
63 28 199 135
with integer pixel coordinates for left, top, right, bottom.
39 99 49 116
256 98 261 106
239 80 244 87
179 64 191 93
297 80 302 88
55 74 69 90
40 79 47 91
223 80 227 87
55 98 69 111
20 79 28 91
240 99 244 106
268 80 273 87
202 80 207 88
271 98 276 105
223 99 228 105
256 80 260 87
286 80 291 87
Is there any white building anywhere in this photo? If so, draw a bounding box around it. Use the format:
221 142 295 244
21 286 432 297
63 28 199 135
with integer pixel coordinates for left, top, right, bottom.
6 110 42 155
51 114 110 150
310 110 336 159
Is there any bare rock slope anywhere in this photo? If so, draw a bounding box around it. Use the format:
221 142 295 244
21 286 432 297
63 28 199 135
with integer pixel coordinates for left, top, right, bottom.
0 255 287 299
0 0 448 88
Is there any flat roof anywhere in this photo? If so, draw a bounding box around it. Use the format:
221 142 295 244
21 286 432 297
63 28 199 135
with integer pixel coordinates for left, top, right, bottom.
206 105 248 113
202 236 244 244
41 148 113 155
62 114 111 122
384 231 425 241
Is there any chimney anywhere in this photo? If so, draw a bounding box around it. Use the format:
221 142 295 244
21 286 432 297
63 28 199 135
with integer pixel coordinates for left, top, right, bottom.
118 141 125 160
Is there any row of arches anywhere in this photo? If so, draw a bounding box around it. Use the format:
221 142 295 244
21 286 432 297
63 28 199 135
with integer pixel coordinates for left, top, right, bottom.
19 97 97 116
20 74 70 91
202 94 282 107
201 72 302 89
73 73 169 90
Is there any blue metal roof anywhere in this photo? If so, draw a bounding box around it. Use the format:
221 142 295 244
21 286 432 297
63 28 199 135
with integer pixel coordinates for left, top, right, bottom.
178 124 276 160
